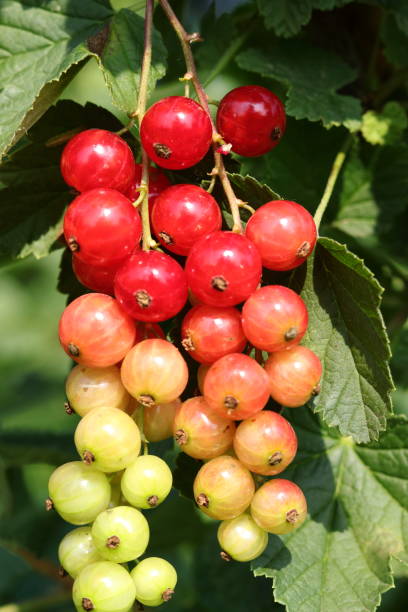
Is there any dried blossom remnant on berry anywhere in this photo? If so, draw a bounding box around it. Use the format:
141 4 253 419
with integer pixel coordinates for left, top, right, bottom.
135 289 152 308
268 451 283 466
271 127 282 141
106 535 120 548
297 241 311 258
286 508 300 523
284 327 298 341
211 275 229 291
68 342 80 357
154 143 172 159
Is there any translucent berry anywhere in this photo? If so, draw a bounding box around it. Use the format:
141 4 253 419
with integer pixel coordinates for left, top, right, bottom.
121 339 188 407
242 286 308 352
140 96 212 170
174 396 235 460
61 128 136 193
216 85 286 157
181 305 246 364
65 365 131 417
63 188 141 267
193 455 255 520
114 250 188 322
91 506 149 563
250 479 307 534
58 527 103 578
151 184 222 255
131 557 177 607
47 461 111 525
121 455 173 509
264 345 322 407
141 398 181 442
74 407 141 472
59 293 136 367
217 513 268 562
185 231 262 307
203 353 270 420
72 561 136 612
197 364 210 394
233 410 298 476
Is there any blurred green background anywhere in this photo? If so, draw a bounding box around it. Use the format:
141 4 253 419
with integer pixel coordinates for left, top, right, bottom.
1 0 408 610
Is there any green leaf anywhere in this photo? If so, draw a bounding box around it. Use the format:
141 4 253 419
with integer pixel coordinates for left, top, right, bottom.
0 0 113 159
228 174 281 204
236 40 362 127
0 431 74 466
252 410 408 612
257 0 353 38
361 102 408 146
381 14 408 68
291 237 393 443
376 0 408 36
0 100 122 263
97 8 167 114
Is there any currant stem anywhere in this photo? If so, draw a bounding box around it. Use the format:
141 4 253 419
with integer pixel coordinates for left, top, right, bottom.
158 0 243 233
313 133 353 230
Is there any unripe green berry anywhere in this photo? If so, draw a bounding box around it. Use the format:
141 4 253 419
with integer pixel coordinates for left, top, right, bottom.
217 513 268 562
121 455 172 509
91 506 149 563
47 461 110 525
72 561 136 612
131 557 177 607
58 526 103 578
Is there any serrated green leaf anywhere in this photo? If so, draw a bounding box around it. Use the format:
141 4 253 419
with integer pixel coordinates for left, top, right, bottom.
252 411 408 612
257 0 353 38
362 102 407 146
291 237 393 443
96 8 167 114
0 0 113 159
228 173 281 204
0 100 122 263
236 41 362 127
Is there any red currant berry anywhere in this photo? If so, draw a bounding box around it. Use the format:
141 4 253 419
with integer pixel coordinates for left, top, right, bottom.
246 200 317 271
186 231 262 307
174 396 236 460
250 479 307 534
114 250 188 322
151 184 222 255
121 339 188 406
242 286 308 352
197 364 210 394
233 410 297 476
72 255 121 295
181 305 246 364
217 513 268 562
59 293 136 367
216 85 286 157
138 398 181 442
63 188 141 267
203 353 270 420
125 163 171 212
135 321 165 342
60 128 135 193
264 345 322 407
65 365 131 417
193 455 255 520
140 96 212 170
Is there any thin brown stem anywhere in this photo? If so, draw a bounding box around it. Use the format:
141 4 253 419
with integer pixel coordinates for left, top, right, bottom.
158 0 243 233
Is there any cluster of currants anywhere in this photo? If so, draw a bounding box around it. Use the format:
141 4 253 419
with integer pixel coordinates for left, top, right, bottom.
48 85 322 610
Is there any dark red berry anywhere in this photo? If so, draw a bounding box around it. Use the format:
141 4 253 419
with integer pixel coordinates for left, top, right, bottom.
185 231 262 307
181 305 246 364
114 250 188 322
60 129 135 193
216 85 286 157
152 184 222 256
72 255 124 295
246 200 317 270
63 189 141 267
140 97 212 170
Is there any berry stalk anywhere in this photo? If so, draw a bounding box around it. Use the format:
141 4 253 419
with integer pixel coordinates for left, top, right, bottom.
158 0 243 233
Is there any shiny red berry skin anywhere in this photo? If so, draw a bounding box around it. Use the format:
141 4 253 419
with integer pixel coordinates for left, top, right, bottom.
60 129 135 193
140 96 213 170
151 185 222 255
125 164 171 212
72 255 120 295
59 293 136 367
250 479 307 534
203 353 270 420
242 286 308 352
181 305 246 364
135 321 165 342
63 189 141 267
246 201 317 271
216 86 286 157
233 411 297 476
114 250 188 322
264 345 322 407
185 231 262 307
